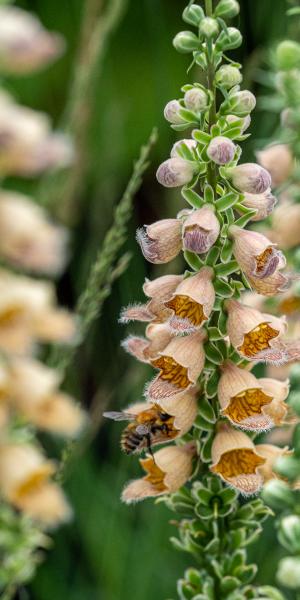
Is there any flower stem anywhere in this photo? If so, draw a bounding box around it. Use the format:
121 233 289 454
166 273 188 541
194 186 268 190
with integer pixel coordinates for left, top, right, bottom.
205 0 213 17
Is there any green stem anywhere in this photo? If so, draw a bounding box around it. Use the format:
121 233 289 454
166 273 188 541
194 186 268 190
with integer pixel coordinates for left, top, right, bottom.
205 0 213 16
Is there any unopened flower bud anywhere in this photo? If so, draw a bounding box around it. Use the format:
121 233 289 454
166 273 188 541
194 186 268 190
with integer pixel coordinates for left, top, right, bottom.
256 144 293 187
272 202 300 249
173 30 200 53
199 17 219 38
136 219 182 264
156 157 197 188
207 136 236 165
227 90 256 117
215 0 240 19
216 65 242 89
226 114 251 132
262 479 295 511
164 100 185 125
216 27 242 51
170 139 197 158
184 87 209 112
277 557 300 589
279 515 300 554
182 4 204 26
239 189 276 221
276 40 300 71
226 163 271 194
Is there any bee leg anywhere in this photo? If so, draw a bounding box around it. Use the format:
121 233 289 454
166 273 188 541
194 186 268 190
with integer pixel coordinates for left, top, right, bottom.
146 434 156 463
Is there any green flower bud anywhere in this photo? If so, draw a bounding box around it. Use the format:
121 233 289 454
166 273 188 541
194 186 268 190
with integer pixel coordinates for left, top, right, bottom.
216 65 242 89
227 90 256 116
173 30 200 53
261 480 295 511
276 40 300 71
184 87 209 112
215 0 240 19
182 4 204 26
277 556 300 589
199 17 219 38
216 27 242 51
279 516 300 553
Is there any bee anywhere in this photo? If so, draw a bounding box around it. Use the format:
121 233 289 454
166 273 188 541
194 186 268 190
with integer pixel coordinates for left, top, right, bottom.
103 404 177 457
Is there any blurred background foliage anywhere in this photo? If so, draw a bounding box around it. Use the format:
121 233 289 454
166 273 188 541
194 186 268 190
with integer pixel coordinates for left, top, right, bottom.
2 0 292 598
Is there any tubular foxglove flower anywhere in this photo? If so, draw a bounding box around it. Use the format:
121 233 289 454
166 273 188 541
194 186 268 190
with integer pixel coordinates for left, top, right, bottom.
136 219 182 264
122 324 173 364
164 267 215 333
230 226 286 281
226 299 287 363
122 443 195 503
255 444 291 483
210 424 266 495
238 189 277 222
256 144 294 187
225 163 271 194
182 205 220 253
147 331 206 400
272 202 300 249
156 157 197 188
207 136 236 165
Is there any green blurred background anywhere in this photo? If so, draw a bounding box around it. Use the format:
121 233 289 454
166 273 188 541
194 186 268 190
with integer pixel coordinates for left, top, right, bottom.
3 0 292 598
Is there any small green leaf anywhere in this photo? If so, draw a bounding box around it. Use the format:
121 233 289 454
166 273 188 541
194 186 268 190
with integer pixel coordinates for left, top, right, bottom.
215 260 239 276
179 107 199 123
200 433 214 462
214 278 234 298
206 369 219 397
204 184 215 203
220 238 233 263
222 126 243 139
218 310 227 336
220 576 240 594
258 586 286 600
198 398 216 423
234 210 257 228
193 129 211 144
171 123 191 131
215 191 238 211
184 250 204 271
181 187 204 208
205 342 224 365
206 246 220 265
208 326 223 341
176 141 197 161
211 124 221 136
194 414 214 431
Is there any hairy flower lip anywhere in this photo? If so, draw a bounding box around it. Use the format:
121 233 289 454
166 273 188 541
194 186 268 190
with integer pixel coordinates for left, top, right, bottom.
136 219 182 264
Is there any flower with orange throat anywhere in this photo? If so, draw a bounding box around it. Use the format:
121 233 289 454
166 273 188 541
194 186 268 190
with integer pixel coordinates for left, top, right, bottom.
255 444 291 483
210 424 266 495
7 358 86 437
238 188 276 222
122 443 195 503
136 219 182 264
218 361 288 431
120 274 184 324
182 206 220 254
0 443 71 526
147 331 206 401
256 144 294 187
225 299 287 363
0 269 75 354
0 191 67 275
229 226 288 296
106 390 198 454
164 267 215 334
121 323 173 364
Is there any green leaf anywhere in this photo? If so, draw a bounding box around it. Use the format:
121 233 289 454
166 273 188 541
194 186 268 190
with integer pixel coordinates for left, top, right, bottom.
220 238 233 263
215 191 238 211
208 326 223 341
215 260 239 276
222 126 243 139
204 184 215 203
205 246 220 265
220 576 240 594
179 107 199 123
257 586 286 600
194 414 214 431
176 141 197 161
205 342 224 365
234 210 257 228
171 123 191 131
235 564 257 584
184 250 204 270
214 278 234 298
287 7 300 15
181 187 204 208
219 487 238 505
204 537 220 554
198 398 216 423
193 129 211 144
211 124 221 136
200 433 214 462
206 369 219 397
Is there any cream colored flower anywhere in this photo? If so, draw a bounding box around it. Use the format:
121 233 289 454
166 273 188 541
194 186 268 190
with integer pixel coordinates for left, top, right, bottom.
0 91 73 176
0 191 67 275
156 158 197 188
122 323 173 364
210 424 266 495
182 206 220 254
147 331 206 400
226 299 287 363
230 226 286 282
0 269 75 354
272 202 300 250
0 442 71 526
122 443 195 503
0 6 64 74
238 188 276 222
165 267 215 334
218 361 289 431
7 358 85 437
136 219 182 264
226 163 271 194
256 444 291 482
120 274 184 324
256 144 293 187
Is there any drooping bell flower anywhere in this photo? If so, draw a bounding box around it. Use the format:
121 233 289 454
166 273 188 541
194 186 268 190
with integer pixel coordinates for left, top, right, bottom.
238 188 276 222
182 205 220 254
225 163 271 194
164 267 215 334
255 444 291 482
136 219 182 264
122 323 173 364
120 274 184 324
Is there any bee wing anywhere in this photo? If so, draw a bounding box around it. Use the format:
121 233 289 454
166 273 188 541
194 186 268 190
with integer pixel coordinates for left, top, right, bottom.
103 411 135 422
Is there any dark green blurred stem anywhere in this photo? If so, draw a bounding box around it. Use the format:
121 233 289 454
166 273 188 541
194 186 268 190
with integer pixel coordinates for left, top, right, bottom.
205 0 213 16
205 0 217 189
